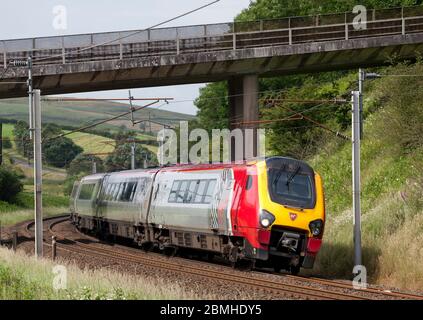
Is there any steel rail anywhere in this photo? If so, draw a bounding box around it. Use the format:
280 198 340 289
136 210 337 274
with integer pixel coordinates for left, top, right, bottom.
43 216 367 300
18 216 422 300
282 274 423 300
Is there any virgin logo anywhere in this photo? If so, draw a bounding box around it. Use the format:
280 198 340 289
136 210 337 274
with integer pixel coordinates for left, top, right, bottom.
289 213 297 221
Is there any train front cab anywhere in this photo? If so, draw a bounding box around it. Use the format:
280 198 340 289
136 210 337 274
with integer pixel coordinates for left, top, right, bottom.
254 157 325 274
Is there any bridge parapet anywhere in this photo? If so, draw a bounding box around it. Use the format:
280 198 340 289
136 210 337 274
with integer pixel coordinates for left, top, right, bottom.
2 5 423 68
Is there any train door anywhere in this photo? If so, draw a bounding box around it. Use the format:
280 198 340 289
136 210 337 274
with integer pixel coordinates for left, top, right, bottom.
213 168 235 235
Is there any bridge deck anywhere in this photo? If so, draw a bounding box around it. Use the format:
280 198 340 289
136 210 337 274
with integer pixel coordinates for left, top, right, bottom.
1 5 423 98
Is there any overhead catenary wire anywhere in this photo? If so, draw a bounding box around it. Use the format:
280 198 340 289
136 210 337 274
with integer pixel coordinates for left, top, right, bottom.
267 101 351 141
44 100 163 142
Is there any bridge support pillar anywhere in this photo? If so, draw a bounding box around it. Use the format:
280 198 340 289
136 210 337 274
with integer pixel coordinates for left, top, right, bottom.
228 75 259 161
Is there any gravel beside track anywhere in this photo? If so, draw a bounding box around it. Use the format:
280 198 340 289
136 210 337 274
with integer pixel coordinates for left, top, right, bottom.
3 215 423 300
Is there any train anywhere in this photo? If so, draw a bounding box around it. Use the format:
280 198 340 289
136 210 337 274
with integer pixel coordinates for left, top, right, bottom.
69 156 325 274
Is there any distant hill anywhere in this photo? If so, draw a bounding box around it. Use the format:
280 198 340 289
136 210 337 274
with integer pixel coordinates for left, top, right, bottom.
0 98 195 133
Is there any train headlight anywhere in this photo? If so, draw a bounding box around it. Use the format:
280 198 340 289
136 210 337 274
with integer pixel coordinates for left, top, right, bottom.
260 210 275 228
309 219 324 237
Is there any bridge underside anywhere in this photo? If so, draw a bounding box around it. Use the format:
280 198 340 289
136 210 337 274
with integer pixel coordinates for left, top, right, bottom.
2 33 423 99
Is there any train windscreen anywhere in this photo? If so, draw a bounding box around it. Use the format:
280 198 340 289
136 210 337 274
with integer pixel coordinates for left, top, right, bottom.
266 158 316 209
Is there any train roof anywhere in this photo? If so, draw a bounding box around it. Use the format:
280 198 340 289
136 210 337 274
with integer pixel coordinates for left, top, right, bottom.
79 157 315 179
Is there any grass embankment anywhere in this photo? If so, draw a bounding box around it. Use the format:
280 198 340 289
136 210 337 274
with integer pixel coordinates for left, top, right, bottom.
0 180 68 226
0 247 198 300
309 63 423 290
0 124 69 226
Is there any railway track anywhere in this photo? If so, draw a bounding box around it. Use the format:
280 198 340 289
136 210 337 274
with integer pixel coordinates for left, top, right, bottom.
17 215 423 300
282 274 423 300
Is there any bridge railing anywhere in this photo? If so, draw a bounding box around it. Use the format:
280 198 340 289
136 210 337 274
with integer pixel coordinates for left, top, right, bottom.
2 5 423 69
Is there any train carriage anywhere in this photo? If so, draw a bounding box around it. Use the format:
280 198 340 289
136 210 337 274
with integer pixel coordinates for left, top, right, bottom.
70 156 325 274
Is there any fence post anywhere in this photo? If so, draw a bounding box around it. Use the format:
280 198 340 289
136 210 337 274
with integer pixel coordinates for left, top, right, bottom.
52 236 57 261
119 39 123 60
402 18 405 35
345 23 349 40
402 7 406 35
289 28 292 45
12 231 17 252
61 37 66 64
2 51 6 69
176 38 180 55
233 33 236 50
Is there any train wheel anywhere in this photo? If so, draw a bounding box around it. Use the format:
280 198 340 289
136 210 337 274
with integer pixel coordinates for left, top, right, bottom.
272 259 286 273
273 265 282 273
290 265 301 275
243 260 255 271
206 253 215 262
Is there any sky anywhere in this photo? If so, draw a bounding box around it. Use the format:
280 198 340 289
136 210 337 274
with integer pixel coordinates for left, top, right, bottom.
0 0 252 115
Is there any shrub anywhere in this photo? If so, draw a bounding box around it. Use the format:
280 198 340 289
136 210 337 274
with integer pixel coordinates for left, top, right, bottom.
104 143 157 172
68 154 104 176
2 137 12 149
0 166 23 202
43 137 83 168
369 63 423 153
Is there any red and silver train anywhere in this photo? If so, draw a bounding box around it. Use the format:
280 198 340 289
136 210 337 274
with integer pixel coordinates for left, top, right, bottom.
70 156 325 274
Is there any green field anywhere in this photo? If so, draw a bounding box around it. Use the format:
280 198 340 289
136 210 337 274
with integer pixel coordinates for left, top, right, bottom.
2 123 157 159
0 98 194 132
64 131 115 158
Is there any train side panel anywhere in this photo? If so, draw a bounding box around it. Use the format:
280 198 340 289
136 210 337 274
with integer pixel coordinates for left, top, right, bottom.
97 170 156 225
148 169 233 235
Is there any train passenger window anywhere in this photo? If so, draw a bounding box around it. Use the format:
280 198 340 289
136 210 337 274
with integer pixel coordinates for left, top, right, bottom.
121 181 137 202
168 180 181 202
108 184 117 201
176 180 189 203
113 183 122 202
193 180 207 203
102 184 111 201
185 180 199 203
203 180 217 203
78 183 96 200
246 175 253 190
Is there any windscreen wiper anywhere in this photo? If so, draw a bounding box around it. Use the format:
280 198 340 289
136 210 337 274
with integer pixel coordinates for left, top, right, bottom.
272 163 286 186
286 165 301 188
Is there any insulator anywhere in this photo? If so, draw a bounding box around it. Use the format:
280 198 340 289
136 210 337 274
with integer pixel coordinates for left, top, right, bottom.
10 60 28 67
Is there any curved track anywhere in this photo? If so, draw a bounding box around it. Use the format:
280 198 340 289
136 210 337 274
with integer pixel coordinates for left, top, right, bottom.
15 215 423 300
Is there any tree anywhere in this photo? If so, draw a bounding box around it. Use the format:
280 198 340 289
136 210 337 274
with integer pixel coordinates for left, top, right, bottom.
43 137 83 168
194 82 229 132
68 154 104 176
13 121 32 157
2 137 12 149
0 166 23 202
194 0 421 159
104 143 157 171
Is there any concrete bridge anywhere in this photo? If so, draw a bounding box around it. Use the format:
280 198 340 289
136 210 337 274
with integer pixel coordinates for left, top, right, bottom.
2 5 423 137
